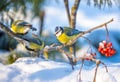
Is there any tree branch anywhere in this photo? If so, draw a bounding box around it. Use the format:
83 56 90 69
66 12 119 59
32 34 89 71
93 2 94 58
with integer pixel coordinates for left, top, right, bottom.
66 18 114 45
39 10 45 35
0 22 17 37
76 55 108 82
0 22 28 43
70 0 80 28
42 18 114 55
64 0 71 26
68 0 81 60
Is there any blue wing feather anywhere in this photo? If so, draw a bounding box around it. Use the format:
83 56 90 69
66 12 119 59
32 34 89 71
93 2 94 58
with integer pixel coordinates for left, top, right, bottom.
22 37 42 45
64 27 81 36
18 21 32 26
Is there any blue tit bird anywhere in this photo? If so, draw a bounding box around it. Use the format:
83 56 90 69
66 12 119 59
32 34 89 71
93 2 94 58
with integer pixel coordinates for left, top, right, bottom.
11 20 36 35
21 35 48 58
55 26 84 70
55 26 83 45
22 36 44 52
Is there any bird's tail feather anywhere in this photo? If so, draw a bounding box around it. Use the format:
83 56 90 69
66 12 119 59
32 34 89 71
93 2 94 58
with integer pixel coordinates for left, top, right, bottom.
31 27 37 31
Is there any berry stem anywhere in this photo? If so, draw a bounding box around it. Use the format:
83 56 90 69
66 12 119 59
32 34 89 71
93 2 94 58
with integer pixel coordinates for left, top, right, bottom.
105 24 110 42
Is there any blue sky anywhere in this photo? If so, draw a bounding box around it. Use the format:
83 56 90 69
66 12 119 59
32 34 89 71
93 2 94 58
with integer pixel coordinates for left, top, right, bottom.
42 0 120 33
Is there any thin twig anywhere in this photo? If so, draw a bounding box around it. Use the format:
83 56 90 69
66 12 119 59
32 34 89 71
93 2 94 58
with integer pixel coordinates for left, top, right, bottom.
78 59 84 81
76 56 108 82
100 62 108 72
91 58 108 82
64 0 71 25
82 36 93 53
57 47 75 70
93 61 100 82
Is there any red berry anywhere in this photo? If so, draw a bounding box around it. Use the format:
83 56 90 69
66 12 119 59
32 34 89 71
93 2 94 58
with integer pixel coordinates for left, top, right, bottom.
86 58 90 60
98 41 116 57
103 48 108 52
110 49 116 55
107 42 112 47
105 53 111 57
107 47 112 52
101 50 106 54
99 42 104 48
102 41 107 46
98 47 102 52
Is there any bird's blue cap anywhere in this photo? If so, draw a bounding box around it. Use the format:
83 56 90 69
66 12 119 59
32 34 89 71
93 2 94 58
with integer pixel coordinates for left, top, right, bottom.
55 26 63 34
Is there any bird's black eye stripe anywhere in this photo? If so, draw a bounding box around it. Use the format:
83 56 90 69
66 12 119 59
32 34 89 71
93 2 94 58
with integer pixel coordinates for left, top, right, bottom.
55 26 63 34
55 30 60 34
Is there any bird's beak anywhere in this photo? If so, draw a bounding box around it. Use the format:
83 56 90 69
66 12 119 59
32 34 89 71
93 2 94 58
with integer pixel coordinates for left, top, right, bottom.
54 32 57 36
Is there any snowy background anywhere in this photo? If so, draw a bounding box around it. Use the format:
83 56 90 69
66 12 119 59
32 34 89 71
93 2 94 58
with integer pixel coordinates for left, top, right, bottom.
0 0 120 82
0 57 120 82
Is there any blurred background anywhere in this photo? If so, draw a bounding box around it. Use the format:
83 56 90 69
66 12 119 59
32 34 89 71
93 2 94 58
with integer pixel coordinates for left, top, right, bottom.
0 0 120 64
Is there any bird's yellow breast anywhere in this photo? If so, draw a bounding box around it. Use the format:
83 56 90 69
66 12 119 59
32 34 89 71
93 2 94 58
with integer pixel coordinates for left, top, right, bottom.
11 25 29 34
57 33 75 44
29 42 44 51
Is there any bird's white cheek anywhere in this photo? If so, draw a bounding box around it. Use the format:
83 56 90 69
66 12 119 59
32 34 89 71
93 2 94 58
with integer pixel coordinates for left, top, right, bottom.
24 28 30 33
56 32 62 37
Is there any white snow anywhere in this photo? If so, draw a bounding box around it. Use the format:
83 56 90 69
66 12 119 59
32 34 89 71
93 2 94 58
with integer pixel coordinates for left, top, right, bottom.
96 72 117 82
0 57 120 82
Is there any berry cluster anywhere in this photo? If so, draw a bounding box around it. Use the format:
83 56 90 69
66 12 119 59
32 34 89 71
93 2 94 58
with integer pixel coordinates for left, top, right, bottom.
98 41 116 57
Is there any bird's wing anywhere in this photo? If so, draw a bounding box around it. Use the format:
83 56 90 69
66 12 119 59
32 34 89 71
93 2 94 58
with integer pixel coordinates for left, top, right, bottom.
19 21 37 31
64 27 81 36
32 34 44 45
17 21 32 27
22 37 42 45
